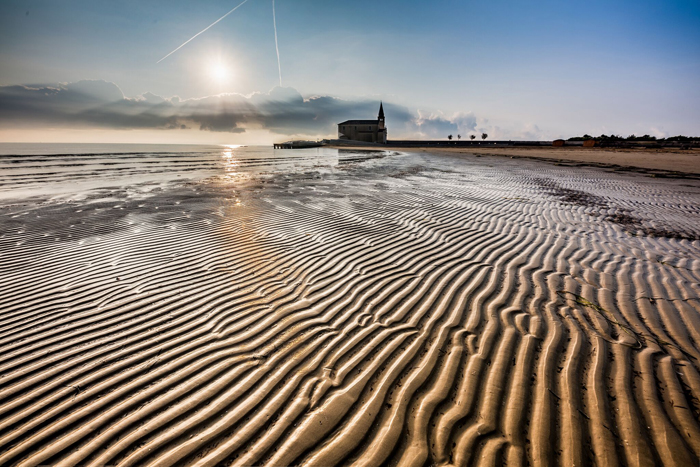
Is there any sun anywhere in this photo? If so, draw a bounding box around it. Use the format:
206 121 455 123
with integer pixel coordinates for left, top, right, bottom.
210 62 230 83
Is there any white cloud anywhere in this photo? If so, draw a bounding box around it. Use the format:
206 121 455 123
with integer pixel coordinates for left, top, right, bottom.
0 79 549 141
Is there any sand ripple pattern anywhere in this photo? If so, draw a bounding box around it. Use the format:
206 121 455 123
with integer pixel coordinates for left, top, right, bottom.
1 151 700 466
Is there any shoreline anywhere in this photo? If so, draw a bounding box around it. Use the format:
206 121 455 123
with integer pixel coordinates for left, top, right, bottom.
330 144 700 177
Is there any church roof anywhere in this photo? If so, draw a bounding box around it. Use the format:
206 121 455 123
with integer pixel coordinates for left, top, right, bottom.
338 119 379 125
378 102 385 119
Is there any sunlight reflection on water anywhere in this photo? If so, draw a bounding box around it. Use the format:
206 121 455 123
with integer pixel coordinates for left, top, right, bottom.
0 143 397 202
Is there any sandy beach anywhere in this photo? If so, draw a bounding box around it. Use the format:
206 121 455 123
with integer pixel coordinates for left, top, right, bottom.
1 147 700 466
336 145 700 176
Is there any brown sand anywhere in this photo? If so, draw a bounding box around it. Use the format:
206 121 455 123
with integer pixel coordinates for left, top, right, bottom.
336 145 700 176
1 150 699 465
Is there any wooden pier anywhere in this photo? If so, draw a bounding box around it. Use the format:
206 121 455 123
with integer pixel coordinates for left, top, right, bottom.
273 141 325 149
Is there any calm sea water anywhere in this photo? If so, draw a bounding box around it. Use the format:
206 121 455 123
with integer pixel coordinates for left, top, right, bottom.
0 143 389 202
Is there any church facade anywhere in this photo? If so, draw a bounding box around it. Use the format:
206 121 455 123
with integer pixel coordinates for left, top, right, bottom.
337 103 387 144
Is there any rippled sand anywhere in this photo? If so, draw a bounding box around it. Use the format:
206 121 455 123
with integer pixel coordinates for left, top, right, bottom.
1 149 700 466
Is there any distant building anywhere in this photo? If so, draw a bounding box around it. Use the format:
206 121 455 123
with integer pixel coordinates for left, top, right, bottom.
338 102 387 144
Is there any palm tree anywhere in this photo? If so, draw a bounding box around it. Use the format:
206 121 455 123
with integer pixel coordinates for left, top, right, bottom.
457 134 461 140
448 134 453 141
481 133 488 140
470 135 476 141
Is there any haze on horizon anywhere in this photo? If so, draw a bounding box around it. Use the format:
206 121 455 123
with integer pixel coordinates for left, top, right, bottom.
0 0 698 144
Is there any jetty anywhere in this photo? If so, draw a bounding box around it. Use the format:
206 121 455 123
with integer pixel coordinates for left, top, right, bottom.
273 140 326 149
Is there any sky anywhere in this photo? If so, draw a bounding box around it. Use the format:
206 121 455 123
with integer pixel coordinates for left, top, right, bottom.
0 0 699 144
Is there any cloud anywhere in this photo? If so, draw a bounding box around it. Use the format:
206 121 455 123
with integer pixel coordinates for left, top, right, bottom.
0 79 537 140
407 111 478 139
648 127 669 139
474 123 548 141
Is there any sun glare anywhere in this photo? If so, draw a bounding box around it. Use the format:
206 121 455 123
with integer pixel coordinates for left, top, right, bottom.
210 62 230 83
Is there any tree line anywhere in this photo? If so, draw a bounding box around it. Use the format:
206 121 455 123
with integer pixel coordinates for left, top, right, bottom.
448 133 488 141
567 134 699 142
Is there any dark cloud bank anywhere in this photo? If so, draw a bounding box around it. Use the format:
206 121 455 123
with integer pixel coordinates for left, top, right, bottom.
0 80 478 138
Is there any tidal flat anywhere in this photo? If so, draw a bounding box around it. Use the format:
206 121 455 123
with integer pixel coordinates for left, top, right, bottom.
1 146 700 466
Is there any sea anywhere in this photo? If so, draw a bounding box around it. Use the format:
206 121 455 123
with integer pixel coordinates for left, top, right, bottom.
0 143 388 202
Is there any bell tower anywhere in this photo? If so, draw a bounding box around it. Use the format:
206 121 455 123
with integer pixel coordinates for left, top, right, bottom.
378 102 385 130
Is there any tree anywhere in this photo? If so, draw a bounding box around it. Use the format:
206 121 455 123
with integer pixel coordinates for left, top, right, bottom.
470 135 476 141
457 134 461 140
481 133 488 140
448 134 453 140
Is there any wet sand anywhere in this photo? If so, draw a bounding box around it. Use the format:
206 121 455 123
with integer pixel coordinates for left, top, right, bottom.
1 149 700 466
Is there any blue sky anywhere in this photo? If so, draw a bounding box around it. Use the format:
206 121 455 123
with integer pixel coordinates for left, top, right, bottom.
1 0 698 143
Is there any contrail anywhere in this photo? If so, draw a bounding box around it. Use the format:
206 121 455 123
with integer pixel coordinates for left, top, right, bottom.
157 0 251 64
272 0 282 86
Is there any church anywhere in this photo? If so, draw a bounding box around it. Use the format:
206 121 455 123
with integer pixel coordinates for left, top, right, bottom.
337 103 387 144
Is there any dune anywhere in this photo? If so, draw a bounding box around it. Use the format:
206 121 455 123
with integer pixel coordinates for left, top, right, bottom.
0 149 699 466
